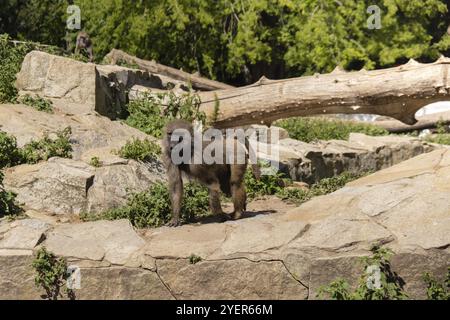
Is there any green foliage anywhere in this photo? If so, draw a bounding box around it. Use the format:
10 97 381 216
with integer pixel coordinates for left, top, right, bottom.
0 171 21 217
89 156 101 168
81 182 210 228
125 92 206 138
422 268 450 300
318 245 408 300
117 138 161 162
0 130 22 168
276 117 389 143
0 34 31 103
2 1 449 84
244 164 285 199
189 254 203 265
19 94 53 113
424 134 450 145
20 127 73 164
32 247 74 300
245 160 364 205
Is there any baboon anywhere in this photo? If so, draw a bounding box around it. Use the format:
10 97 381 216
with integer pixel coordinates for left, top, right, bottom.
75 31 93 62
162 119 260 227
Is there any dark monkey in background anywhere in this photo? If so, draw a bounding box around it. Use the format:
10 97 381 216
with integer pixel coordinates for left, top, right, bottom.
75 31 94 62
162 120 260 227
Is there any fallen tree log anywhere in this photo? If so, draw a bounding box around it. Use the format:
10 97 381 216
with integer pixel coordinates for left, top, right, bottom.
197 57 450 128
373 111 450 133
105 49 234 91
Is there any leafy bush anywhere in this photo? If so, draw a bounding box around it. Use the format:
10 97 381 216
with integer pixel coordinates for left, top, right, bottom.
0 130 22 168
278 172 365 205
125 92 206 138
423 134 450 146
117 138 161 162
318 245 408 300
276 117 388 143
189 254 203 265
0 171 21 217
19 94 53 113
423 268 449 300
32 247 74 300
0 34 32 103
244 165 285 199
81 182 210 228
20 127 72 164
89 156 101 167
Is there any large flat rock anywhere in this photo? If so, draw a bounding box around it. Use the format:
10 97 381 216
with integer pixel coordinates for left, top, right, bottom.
0 150 449 300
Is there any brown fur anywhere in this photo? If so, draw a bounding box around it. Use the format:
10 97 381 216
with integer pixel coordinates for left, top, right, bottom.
162 119 259 227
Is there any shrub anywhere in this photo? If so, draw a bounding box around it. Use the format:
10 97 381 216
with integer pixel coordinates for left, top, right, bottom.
276 117 388 143
19 94 53 113
20 127 72 164
244 164 285 199
117 138 161 162
422 268 449 300
125 92 206 138
423 134 450 146
0 130 22 168
32 247 74 300
89 156 101 167
0 34 32 103
81 182 210 228
0 171 21 217
189 254 203 265
318 245 408 300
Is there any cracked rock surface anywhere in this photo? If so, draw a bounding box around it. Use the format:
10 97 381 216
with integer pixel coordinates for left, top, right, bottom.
0 150 449 299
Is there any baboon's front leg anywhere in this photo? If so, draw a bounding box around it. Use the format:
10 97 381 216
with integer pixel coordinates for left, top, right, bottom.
166 165 183 227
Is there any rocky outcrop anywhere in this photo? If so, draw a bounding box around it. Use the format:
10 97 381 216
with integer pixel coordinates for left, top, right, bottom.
3 157 164 215
15 51 181 119
269 133 438 184
0 104 165 215
1 150 448 299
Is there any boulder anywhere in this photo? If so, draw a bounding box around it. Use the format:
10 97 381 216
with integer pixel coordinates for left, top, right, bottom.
15 51 179 119
270 133 438 183
4 157 164 215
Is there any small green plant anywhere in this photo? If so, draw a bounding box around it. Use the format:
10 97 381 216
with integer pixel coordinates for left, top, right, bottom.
89 156 101 167
189 254 203 264
32 247 75 300
423 133 450 146
0 171 21 217
0 130 22 168
422 268 449 300
116 59 139 69
117 138 161 162
318 245 408 300
125 92 206 138
244 164 285 199
81 182 210 228
276 117 388 143
19 94 53 113
20 127 72 164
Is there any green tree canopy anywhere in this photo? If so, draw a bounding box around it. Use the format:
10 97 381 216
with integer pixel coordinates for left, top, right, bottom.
1 0 449 85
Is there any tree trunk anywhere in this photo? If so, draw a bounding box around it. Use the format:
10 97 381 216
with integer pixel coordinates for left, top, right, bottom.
105 49 234 91
373 111 450 133
197 57 450 129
